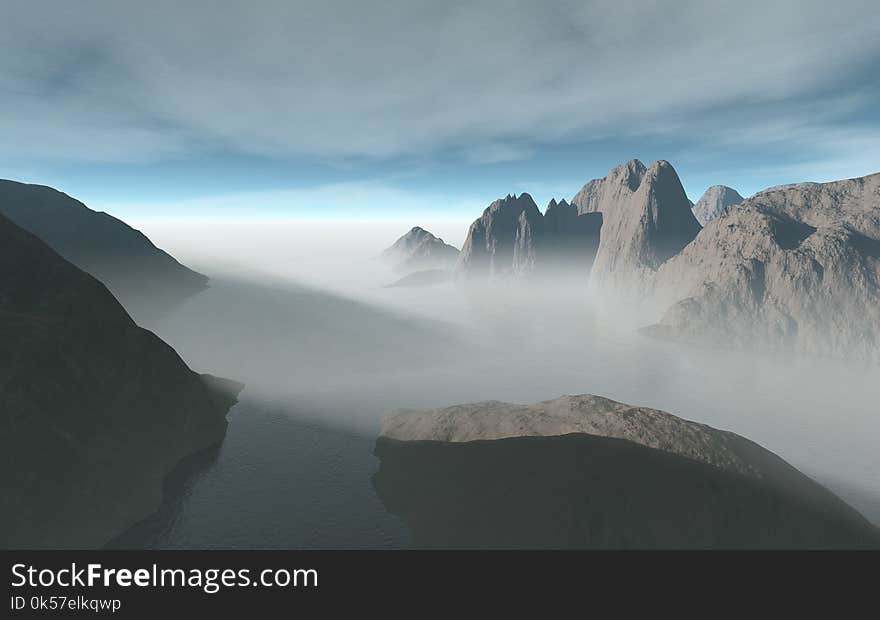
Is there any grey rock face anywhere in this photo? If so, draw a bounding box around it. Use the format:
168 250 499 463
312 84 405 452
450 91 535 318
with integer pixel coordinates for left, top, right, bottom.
645 172 880 362
375 394 879 548
0 179 208 320
0 212 241 548
455 194 543 279
383 394 765 477
692 185 745 226
748 173 880 240
455 194 601 280
381 226 459 274
571 159 701 292
541 198 603 270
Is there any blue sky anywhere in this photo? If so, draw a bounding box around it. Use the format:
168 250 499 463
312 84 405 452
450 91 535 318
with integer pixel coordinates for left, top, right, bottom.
2 0 879 220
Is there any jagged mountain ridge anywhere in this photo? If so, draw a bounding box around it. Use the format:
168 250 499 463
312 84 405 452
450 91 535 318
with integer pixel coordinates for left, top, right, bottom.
454 193 601 279
452 159 699 286
571 159 702 291
446 158 880 361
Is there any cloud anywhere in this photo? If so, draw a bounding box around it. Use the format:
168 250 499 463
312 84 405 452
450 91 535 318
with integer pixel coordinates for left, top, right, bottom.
1 0 878 165
463 143 533 165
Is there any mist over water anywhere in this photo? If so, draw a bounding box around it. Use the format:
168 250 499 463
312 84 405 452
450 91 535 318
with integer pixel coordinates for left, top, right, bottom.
120 218 880 547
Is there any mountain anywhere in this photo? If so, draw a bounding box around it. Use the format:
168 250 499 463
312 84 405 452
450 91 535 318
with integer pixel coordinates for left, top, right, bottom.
541 198 603 270
454 194 601 280
452 159 697 286
0 211 241 549
644 171 880 362
571 159 701 292
0 179 208 319
381 226 460 274
374 394 879 548
455 194 542 279
692 185 745 226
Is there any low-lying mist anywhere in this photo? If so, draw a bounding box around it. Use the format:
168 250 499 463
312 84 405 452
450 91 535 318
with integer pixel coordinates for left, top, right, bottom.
134 218 880 523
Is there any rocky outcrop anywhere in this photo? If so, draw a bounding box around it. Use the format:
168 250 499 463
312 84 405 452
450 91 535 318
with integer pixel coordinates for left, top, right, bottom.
692 185 744 226
454 194 601 280
0 212 241 549
381 226 459 274
448 162 879 361
453 159 697 285
746 174 880 240
541 198 603 271
644 172 880 362
374 395 879 548
455 194 542 279
571 159 701 292
0 179 208 319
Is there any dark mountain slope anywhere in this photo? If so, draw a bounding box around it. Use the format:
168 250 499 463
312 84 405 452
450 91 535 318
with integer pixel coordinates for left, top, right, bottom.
0 212 240 549
0 179 208 318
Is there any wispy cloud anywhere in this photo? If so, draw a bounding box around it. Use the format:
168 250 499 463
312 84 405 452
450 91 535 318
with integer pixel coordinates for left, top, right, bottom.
1 0 878 167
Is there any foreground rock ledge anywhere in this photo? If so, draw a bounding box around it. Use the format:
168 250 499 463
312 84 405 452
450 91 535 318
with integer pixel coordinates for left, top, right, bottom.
374 395 880 549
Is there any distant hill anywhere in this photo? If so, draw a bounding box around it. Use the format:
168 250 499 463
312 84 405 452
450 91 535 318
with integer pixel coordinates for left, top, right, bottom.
381 226 459 274
0 179 208 318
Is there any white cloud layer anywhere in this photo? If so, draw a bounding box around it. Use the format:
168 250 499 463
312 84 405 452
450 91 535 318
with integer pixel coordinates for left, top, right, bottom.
1 0 878 164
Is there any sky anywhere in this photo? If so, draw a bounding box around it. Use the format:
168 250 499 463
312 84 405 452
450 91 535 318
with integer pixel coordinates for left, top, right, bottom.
2 0 879 221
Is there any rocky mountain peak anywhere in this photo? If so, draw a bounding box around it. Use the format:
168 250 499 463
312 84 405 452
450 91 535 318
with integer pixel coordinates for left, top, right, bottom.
545 198 570 214
381 226 459 275
692 185 745 226
614 158 648 192
569 159 700 292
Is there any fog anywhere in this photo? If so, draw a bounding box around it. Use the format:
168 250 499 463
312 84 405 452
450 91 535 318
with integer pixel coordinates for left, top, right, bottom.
132 218 880 525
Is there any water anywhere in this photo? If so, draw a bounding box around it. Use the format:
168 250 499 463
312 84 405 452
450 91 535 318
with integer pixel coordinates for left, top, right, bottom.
112 220 880 548
112 398 408 549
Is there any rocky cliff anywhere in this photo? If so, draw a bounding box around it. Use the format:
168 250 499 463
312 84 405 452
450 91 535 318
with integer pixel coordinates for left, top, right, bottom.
455 194 601 280
381 226 460 274
0 179 208 319
0 212 241 549
446 161 879 361
571 159 702 292
644 172 880 362
541 198 603 272
455 193 543 279
692 185 744 226
374 395 879 548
